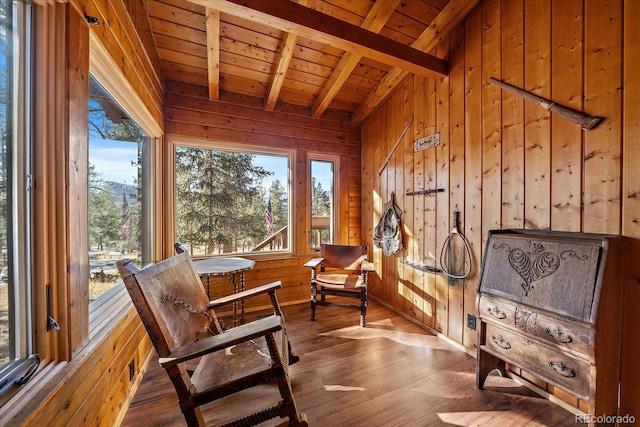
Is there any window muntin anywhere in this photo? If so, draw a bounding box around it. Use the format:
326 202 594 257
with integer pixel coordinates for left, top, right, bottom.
310 159 334 250
0 0 34 388
87 75 149 302
174 145 290 256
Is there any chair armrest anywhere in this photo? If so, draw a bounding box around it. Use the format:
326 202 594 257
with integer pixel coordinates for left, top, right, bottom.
159 315 284 368
361 260 375 272
208 281 282 309
303 258 324 269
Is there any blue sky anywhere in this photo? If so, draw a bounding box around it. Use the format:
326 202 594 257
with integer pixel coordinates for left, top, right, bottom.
311 160 333 195
254 153 288 193
89 138 138 184
89 141 332 200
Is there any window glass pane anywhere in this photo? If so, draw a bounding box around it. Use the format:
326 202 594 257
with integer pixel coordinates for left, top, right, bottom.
0 0 15 368
88 76 148 301
310 160 333 250
175 146 289 255
0 0 32 372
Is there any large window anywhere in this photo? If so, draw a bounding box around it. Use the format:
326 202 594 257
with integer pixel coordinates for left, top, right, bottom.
310 158 334 250
0 0 35 397
174 144 290 256
87 75 150 302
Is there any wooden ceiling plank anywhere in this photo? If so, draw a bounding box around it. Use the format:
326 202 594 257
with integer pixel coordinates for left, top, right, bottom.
185 0 448 80
353 0 481 123
206 8 221 100
155 34 207 58
149 16 205 43
312 0 400 118
148 0 205 28
157 47 207 68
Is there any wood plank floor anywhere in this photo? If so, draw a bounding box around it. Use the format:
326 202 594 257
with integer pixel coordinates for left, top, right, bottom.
121 300 577 426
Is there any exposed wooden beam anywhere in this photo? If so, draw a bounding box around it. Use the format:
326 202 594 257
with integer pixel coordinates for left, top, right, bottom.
265 0 307 110
312 0 400 119
187 0 448 80
205 8 220 100
265 32 297 110
353 0 481 123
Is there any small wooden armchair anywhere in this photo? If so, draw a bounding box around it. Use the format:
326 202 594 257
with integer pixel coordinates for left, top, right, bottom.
303 244 374 327
117 253 307 427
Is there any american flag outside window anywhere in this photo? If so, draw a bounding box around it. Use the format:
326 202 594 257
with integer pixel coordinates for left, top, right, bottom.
266 199 274 235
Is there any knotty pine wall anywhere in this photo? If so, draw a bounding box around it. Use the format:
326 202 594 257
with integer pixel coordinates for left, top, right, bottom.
361 0 639 414
163 81 362 310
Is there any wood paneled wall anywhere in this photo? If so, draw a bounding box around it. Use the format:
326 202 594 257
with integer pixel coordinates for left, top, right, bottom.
9 294 153 426
74 0 164 128
163 80 362 309
361 0 639 413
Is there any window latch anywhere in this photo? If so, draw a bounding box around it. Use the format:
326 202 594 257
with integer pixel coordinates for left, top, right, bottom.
48 315 60 332
46 284 60 331
14 354 40 385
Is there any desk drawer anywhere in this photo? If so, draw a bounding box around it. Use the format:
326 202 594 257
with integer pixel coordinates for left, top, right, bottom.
479 295 591 358
482 322 590 399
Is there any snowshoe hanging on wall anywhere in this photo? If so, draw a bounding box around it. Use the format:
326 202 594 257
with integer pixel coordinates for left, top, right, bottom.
373 192 403 256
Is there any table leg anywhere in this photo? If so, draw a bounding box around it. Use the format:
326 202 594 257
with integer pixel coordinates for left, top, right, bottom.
240 272 246 324
231 273 237 326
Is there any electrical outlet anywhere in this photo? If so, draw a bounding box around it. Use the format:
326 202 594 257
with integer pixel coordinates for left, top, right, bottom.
467 314 476 330
129 360 135 381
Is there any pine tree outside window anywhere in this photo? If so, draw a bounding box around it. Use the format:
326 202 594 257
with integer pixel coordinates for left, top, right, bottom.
174 144 291 256
87 75 149 302
310 159 334 250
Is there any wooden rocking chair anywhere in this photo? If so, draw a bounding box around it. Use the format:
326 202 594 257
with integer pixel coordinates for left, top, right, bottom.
117 253 307 426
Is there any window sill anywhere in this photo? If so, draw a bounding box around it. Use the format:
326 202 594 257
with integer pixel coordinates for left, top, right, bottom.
89 281 131 339
0 284 135 424
189 250 295 263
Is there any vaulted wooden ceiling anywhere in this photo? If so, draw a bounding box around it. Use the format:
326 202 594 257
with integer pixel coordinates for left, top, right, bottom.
147 0 479 123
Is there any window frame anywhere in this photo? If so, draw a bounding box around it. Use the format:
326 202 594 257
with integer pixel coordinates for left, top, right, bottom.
86 75 151 303
0 0 35 393
0 0 166 415
168 136 295 259
86 33 161 336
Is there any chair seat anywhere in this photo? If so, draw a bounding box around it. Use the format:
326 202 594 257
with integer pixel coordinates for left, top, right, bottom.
305 244 370 327
316 273 364 289
191 330 286 394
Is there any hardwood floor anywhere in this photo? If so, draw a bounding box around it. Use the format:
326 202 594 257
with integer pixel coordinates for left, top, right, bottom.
121 300 577 426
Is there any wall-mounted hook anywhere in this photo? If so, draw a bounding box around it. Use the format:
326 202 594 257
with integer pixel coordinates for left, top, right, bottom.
85 15 99 26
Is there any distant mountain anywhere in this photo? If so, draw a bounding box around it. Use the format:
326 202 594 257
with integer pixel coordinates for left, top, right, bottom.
104 181 140 207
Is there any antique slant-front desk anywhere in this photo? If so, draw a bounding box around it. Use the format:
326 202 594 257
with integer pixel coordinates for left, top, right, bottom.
476 229 623 424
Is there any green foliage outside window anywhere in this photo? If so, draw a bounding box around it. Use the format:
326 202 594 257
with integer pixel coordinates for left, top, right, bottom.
87 76 146 301
175 147 290 255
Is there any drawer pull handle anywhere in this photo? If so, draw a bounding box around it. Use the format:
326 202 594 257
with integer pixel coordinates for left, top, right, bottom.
548 361 576 378
487 306 506 319
546 327 573 344
491 335 511 349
